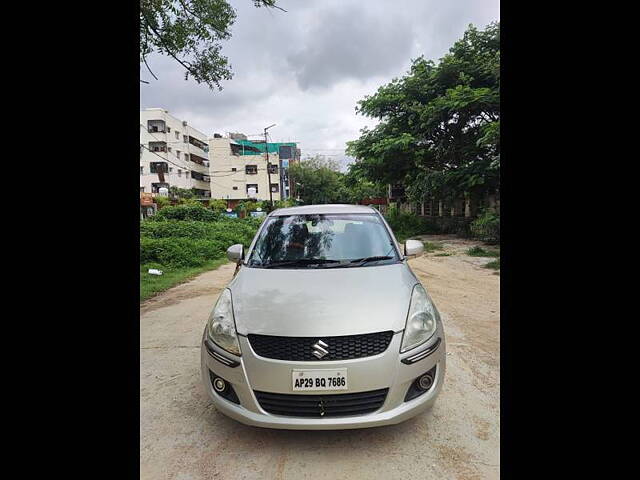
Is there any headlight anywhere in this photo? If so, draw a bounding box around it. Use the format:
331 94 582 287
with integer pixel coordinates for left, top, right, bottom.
401 284 439 353
206 289 241 356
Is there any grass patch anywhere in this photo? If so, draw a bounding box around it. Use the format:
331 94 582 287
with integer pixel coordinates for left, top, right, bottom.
484 258 500 270
434 252 452 257
140 257 229 302
424 241 444 252
466 246 500 257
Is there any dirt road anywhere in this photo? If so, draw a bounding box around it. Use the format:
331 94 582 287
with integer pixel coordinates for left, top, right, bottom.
140 235 500 480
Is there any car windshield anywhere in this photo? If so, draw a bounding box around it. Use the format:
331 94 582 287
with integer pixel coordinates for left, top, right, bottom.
247 213 400 268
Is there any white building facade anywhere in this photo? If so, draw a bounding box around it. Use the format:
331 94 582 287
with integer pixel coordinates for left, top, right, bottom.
140 108 211 197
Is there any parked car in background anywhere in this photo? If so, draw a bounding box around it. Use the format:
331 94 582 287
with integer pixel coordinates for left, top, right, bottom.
201 204 446 429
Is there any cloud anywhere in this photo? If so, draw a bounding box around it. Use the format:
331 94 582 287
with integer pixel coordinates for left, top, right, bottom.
140 0 500 164
285 5 414 90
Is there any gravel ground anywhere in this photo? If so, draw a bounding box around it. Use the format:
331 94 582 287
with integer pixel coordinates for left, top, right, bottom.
140 235 500 480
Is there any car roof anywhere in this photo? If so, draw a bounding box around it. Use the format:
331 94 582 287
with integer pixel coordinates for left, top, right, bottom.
270 204 378 216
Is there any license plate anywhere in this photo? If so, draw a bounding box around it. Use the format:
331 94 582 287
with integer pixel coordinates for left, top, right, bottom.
292 369 348 391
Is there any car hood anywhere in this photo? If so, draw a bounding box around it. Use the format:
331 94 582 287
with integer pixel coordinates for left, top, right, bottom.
229 263 419 337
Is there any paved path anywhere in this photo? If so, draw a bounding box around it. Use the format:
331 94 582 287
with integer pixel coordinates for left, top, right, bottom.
140 235 500 480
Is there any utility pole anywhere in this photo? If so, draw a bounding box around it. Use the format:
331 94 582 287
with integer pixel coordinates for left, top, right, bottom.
264 124 276 209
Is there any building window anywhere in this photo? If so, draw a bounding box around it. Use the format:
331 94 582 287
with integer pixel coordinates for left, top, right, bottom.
178 169 182 177
176 151 181 159
233 186 238 190
184 154 190 162
183 135 188 143
231 167 237 172
168 147 172 152
150 162 168 173
268 164 278 174
271 183 279 193
169 168 173 173
247 184 258 194
167 126 171 132
175 131 180 140
140 187 145 192
246 165 258 174
140 166 144 175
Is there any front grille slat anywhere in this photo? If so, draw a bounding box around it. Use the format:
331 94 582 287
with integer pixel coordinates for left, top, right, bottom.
254 388 389 418
248 331 394 361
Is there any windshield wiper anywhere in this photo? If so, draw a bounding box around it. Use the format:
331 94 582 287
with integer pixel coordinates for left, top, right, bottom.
259 258 341 269
348 255 395 266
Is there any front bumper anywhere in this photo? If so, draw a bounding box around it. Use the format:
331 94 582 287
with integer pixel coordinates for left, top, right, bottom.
200 331 445 430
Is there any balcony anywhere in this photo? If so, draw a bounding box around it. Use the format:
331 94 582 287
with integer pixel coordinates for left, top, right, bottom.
188 135 209 153
147 120 166 133
148 141 167 154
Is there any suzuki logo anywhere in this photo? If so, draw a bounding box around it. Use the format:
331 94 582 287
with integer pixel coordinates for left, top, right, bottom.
312 340 329 359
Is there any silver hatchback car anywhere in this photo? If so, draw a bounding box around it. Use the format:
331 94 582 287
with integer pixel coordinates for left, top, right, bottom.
201 204 445 429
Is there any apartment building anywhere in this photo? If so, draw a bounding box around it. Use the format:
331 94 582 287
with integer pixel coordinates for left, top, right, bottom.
140 108 211 198
208 133 299 203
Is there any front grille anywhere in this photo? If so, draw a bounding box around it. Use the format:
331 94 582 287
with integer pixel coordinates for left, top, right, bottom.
254 388 389 417
247 331 394 361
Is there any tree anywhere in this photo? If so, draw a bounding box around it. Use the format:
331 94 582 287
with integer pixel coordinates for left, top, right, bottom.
288 156 386 205
289 156 344 205
346 23 500 205
140 1 281 90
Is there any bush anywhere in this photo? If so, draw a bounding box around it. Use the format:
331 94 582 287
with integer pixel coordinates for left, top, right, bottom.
140 215 264 269
140 237 228 267
384 209 439 242
154 196 171 209
151 204 221 222
470 210 500 244
208 199 228 214
140 220 258 248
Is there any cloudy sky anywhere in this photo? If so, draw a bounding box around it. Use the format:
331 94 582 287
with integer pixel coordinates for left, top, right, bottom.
140 0 499 170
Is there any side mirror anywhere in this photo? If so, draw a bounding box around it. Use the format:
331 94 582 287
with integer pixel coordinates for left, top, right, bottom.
226 244 244 263
404 239 424 257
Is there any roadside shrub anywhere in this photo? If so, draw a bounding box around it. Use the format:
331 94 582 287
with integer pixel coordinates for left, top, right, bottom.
151 204 221 222
140 215 264 269
154 196 172 209
470 210 500 244
467 246 499 257
384 210 439 242
140 220 258 248
140 237 228 267
208 199 228 214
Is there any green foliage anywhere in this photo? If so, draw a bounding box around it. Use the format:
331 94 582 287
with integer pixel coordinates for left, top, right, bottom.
484 258 500 270
466 246 499 257
140 219 258 247
140 258 228 302
347 22 500 203
272 199 297 209
154 196 172 208
289 156 344 205
169 186 194 200
140 1 279 90
384 208 439 242
288 155 386 205
470 209 500 244
208 198 228 214
423 242 444 252
151 204 220 222
140 218 260 268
